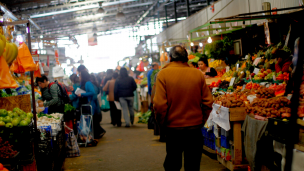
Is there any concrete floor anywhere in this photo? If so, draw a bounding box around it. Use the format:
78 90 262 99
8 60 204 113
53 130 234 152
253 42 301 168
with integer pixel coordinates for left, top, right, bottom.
64 112 227 171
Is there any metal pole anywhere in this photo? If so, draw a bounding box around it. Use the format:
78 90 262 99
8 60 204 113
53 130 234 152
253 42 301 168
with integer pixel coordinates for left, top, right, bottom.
186 0 190 17
207 0 210 6
174 0 178 23
165 5 168 28
27 22 37 134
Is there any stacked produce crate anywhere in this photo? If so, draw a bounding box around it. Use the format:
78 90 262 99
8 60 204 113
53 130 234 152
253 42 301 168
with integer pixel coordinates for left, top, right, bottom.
202 126 215 151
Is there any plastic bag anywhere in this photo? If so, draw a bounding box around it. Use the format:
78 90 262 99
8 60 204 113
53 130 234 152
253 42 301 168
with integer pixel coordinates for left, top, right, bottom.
77 115 94 144
34 61 41 77
10 57 25 73
100 91 110 111
0 56 18 89
18 43 37 71
52 65 65 78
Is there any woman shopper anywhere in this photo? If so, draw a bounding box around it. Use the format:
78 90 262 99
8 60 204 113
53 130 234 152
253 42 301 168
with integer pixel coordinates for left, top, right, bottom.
198 57 217 78
69 74 80 109
103 73 122 127
78 70 106 138
114 68 137 127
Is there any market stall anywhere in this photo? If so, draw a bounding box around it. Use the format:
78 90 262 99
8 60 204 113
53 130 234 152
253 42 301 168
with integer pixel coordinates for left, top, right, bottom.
199 6 304 171
0 16 67 170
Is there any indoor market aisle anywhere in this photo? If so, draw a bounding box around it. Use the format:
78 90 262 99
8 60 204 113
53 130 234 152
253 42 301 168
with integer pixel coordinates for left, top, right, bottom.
64 112 227 171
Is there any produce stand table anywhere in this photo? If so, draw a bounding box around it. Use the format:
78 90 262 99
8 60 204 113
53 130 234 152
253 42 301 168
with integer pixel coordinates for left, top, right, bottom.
216 107 249 171
205 77 221 85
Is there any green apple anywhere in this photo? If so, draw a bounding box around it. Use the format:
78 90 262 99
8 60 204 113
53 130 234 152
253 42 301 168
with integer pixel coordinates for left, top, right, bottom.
12 112 19 118
13 117 21 123
5 123 13 128
8 112 14 118
26 112 33 119
20 114 27 120
12 119 20 126
19 120 28 126
0 117 4 121
0 121 5 126
0 109 8 117
23 118 31 124
3 116 12 123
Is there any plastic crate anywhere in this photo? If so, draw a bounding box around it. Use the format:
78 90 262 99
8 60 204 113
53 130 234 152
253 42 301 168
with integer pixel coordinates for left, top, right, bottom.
201 128 207 137
220 135 230 148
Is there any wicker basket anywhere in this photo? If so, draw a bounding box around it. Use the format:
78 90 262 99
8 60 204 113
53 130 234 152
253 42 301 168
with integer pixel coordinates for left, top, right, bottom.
0 94 31 112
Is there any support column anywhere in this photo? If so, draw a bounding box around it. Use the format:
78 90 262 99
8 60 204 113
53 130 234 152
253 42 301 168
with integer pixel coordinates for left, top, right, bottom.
165 5 168 28
186 0 190 17
174 0 177 23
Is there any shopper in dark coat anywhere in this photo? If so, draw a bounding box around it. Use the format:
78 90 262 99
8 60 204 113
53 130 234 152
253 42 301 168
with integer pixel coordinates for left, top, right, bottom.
114 68 137 127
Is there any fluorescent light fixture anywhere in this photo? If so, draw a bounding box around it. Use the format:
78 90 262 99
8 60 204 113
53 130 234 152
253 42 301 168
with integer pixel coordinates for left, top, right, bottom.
207 37 212 43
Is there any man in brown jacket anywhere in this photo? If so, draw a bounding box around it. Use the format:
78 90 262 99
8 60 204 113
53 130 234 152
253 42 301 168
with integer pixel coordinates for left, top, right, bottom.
154 45 213 171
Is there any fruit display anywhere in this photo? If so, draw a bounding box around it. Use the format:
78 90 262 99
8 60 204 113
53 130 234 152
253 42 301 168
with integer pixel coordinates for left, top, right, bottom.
0 108 33 128
298 82 304 118
3 42 18 65
276 72 289 81
0 34 6 57
246 97 291 118
214 93 249 108
209 79 222 88
0 137 18 159
218 80 230 90
245 82 260 90
209 60 224 68
255 88 275 98
233 79 246 89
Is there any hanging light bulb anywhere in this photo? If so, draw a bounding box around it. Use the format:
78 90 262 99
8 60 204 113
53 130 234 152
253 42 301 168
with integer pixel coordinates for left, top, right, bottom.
190 42 194 46
208 37 212 43
97 2 105 14
116 6 125 21
199 42 203 47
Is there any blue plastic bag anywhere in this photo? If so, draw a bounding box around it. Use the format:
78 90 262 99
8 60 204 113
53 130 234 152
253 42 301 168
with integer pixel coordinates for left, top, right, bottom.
100 91 110 111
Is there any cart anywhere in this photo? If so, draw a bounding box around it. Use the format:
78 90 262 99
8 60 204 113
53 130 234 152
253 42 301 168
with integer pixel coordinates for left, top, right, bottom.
77 104 94 147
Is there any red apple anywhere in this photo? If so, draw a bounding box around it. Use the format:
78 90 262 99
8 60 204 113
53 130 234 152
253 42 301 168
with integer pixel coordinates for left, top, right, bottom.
251 73 255 77
260 68 265 72
267 69 272 73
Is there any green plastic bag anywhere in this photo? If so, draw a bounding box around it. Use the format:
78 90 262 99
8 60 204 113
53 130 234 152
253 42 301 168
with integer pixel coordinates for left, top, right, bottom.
100 91 110 111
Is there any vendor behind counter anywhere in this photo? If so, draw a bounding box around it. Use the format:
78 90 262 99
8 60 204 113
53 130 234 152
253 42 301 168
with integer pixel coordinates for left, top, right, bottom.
274 50 292 73
198 57 217 78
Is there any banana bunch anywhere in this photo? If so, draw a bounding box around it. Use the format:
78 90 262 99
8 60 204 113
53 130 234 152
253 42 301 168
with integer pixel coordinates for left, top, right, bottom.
0 34 6 57
3 41 18 65
209 60 223 68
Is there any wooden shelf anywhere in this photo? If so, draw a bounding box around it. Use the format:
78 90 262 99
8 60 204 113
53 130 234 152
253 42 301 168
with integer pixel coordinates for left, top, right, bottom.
217 155 249 171
297 119 304 127
203 145 216 154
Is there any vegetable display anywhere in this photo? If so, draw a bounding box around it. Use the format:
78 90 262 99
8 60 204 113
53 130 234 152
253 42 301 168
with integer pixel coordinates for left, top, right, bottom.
0 137 18 159
246 97 291 118
0 108 33 128
137 111 151 124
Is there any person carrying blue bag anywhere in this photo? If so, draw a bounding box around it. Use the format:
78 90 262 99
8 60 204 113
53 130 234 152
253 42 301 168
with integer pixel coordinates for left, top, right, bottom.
77 70 106 139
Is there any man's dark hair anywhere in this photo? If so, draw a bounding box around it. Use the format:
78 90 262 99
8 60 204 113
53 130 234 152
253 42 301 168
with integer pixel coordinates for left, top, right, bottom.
77 65 87 73
112 73 119 79
198 58 209 67
169 45 188 62
35 75 48 84
69 74 79 83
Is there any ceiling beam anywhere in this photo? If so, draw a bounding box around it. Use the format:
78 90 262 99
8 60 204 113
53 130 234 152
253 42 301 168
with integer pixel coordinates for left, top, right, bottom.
15 0 138 18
